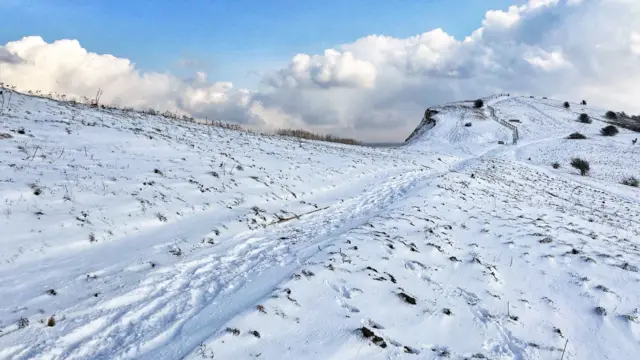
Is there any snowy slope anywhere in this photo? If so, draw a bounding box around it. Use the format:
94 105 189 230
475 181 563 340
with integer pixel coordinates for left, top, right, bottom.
0 91 638 360
490 96 640 184
405 97 513 156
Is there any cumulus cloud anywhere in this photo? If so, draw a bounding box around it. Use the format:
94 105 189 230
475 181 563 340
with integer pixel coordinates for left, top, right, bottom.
1 0 640 142
631 32 640 55
0 36 260 125
524 49 571 70
266 50 377 89
255 0 640 140
0 46 22 64
483 6 522 28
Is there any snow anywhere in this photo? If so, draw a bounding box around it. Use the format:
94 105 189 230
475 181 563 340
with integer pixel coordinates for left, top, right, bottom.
0 91 639 359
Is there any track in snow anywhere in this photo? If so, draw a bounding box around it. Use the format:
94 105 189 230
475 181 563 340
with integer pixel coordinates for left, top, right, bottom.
2 165 456 360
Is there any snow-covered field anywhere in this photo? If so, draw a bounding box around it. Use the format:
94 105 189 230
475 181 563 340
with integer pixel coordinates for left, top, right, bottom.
0 92 638 359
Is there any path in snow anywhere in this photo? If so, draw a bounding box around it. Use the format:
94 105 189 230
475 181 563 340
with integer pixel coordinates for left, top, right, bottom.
184 157 640 360
0 161 458 360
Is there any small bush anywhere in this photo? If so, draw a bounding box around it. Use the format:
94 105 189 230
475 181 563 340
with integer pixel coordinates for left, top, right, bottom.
474 99 484 108
567 132 587 139
552 162 560 169
571 158 590 176
578 113 591 123
275 129 360 145
563 101 570 109
155 212 168 222
581 100 587 105
17 317 29 329
600 125 619 136
605 111 618 120
621 177 639 187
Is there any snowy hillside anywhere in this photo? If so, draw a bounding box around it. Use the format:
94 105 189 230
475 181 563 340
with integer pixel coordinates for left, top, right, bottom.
0 91 638 360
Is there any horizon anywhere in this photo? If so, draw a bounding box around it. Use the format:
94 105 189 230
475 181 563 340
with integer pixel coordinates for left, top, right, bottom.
1 0 640 142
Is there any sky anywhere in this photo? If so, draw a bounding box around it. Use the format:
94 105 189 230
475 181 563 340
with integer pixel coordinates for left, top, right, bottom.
0 0 524 88
1 0 640 142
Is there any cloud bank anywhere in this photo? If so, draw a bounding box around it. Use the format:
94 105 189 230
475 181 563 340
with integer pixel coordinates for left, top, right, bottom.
1 0 639 141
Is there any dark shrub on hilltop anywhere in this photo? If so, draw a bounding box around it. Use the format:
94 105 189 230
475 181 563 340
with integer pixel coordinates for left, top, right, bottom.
571 158 590 176
567 132 587 139
600 125 619 136
579 113 591 123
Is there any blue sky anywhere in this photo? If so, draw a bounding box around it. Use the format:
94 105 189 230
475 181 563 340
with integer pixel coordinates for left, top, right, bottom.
0 0 523 87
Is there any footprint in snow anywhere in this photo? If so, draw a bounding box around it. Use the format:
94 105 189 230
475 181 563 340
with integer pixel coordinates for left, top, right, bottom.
326 279 363 299
337 298 360 313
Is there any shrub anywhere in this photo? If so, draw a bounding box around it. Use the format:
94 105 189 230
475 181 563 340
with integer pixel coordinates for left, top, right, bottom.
552 162 560 169
581 100 587 105
275 128 360 145
564 101 570 109
600 125 619 136
567 132 587 139
17 317 29 329
578 113 591 123
474 99 484 108
571 158 590 176
605 111 618 120
621 177 639 187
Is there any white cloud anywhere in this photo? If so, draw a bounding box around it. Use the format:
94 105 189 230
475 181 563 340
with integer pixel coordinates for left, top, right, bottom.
0 46 22 64
255 0 640 140
1 0 640 142
483 6 522 28
631 32 640 55
266 49 377 89
524 49 571 70
0 36 258 125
